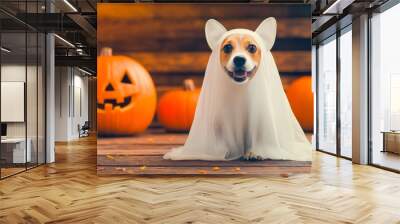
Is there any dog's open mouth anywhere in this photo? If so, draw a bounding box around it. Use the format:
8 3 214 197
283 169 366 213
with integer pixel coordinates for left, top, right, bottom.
225 67 256 83
97 96 132 110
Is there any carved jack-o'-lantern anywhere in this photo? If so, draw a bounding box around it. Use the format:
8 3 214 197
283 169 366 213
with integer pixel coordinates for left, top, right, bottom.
97 48 157 135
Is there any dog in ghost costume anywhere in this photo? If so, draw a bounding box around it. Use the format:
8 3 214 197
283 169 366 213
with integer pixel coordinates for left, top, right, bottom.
163 18 312 161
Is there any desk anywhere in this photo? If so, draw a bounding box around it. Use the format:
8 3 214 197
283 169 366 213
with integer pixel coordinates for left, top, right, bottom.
1 138 31 163
382 131 400 155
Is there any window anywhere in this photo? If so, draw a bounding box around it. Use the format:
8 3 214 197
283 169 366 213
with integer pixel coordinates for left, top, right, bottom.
0 1 46 179
317 36 337 154
316 25 353 159
370 3 400 171
339 29 352 158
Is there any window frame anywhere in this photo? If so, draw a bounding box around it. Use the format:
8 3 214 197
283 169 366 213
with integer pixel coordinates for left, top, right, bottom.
314 23 353 160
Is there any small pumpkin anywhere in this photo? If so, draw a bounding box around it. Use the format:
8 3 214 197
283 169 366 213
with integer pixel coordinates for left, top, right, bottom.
157 79 200 132
97 47 157 135
286 76 314 131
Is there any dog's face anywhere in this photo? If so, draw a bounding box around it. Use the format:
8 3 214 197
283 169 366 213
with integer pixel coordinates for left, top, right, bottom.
220 34 261 83
205 18 276 85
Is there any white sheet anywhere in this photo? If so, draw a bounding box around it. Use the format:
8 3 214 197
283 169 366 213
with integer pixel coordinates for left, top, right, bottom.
164 18 312 161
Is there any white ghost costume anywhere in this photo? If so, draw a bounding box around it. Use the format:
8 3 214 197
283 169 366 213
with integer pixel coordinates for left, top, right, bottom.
163 18 312 161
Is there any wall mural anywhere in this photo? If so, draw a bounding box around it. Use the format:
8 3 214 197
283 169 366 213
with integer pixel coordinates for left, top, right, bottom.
97 4 313 175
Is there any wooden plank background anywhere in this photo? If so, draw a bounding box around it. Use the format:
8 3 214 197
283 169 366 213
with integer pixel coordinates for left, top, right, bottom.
97 5 312 175
97 4 311 92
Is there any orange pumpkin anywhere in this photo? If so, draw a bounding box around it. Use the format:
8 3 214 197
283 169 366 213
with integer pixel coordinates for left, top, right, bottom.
157 79 200 132
286 76 314 131
97 48 156 135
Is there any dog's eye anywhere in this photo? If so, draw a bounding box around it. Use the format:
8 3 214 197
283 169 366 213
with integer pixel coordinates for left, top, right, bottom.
247 44 257 54
223 44 233 54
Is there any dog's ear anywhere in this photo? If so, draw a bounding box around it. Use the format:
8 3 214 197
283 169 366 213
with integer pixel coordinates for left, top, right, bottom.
205 19 227 51
255 17 277 50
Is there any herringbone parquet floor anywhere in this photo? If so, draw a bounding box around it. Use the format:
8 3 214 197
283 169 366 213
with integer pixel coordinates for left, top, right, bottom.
1 135 400 224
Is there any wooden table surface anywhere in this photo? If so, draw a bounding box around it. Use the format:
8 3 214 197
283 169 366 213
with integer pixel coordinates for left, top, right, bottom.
97 130 311 176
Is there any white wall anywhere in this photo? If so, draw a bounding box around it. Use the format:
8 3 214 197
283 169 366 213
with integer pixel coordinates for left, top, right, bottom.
1 65 26 81
1 65 40 138
1 63 46 164
1 65 26 139
55 66 69 141
54 67 89 141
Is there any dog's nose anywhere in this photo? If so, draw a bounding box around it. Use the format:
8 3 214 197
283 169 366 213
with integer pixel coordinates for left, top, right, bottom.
233 56 246 67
